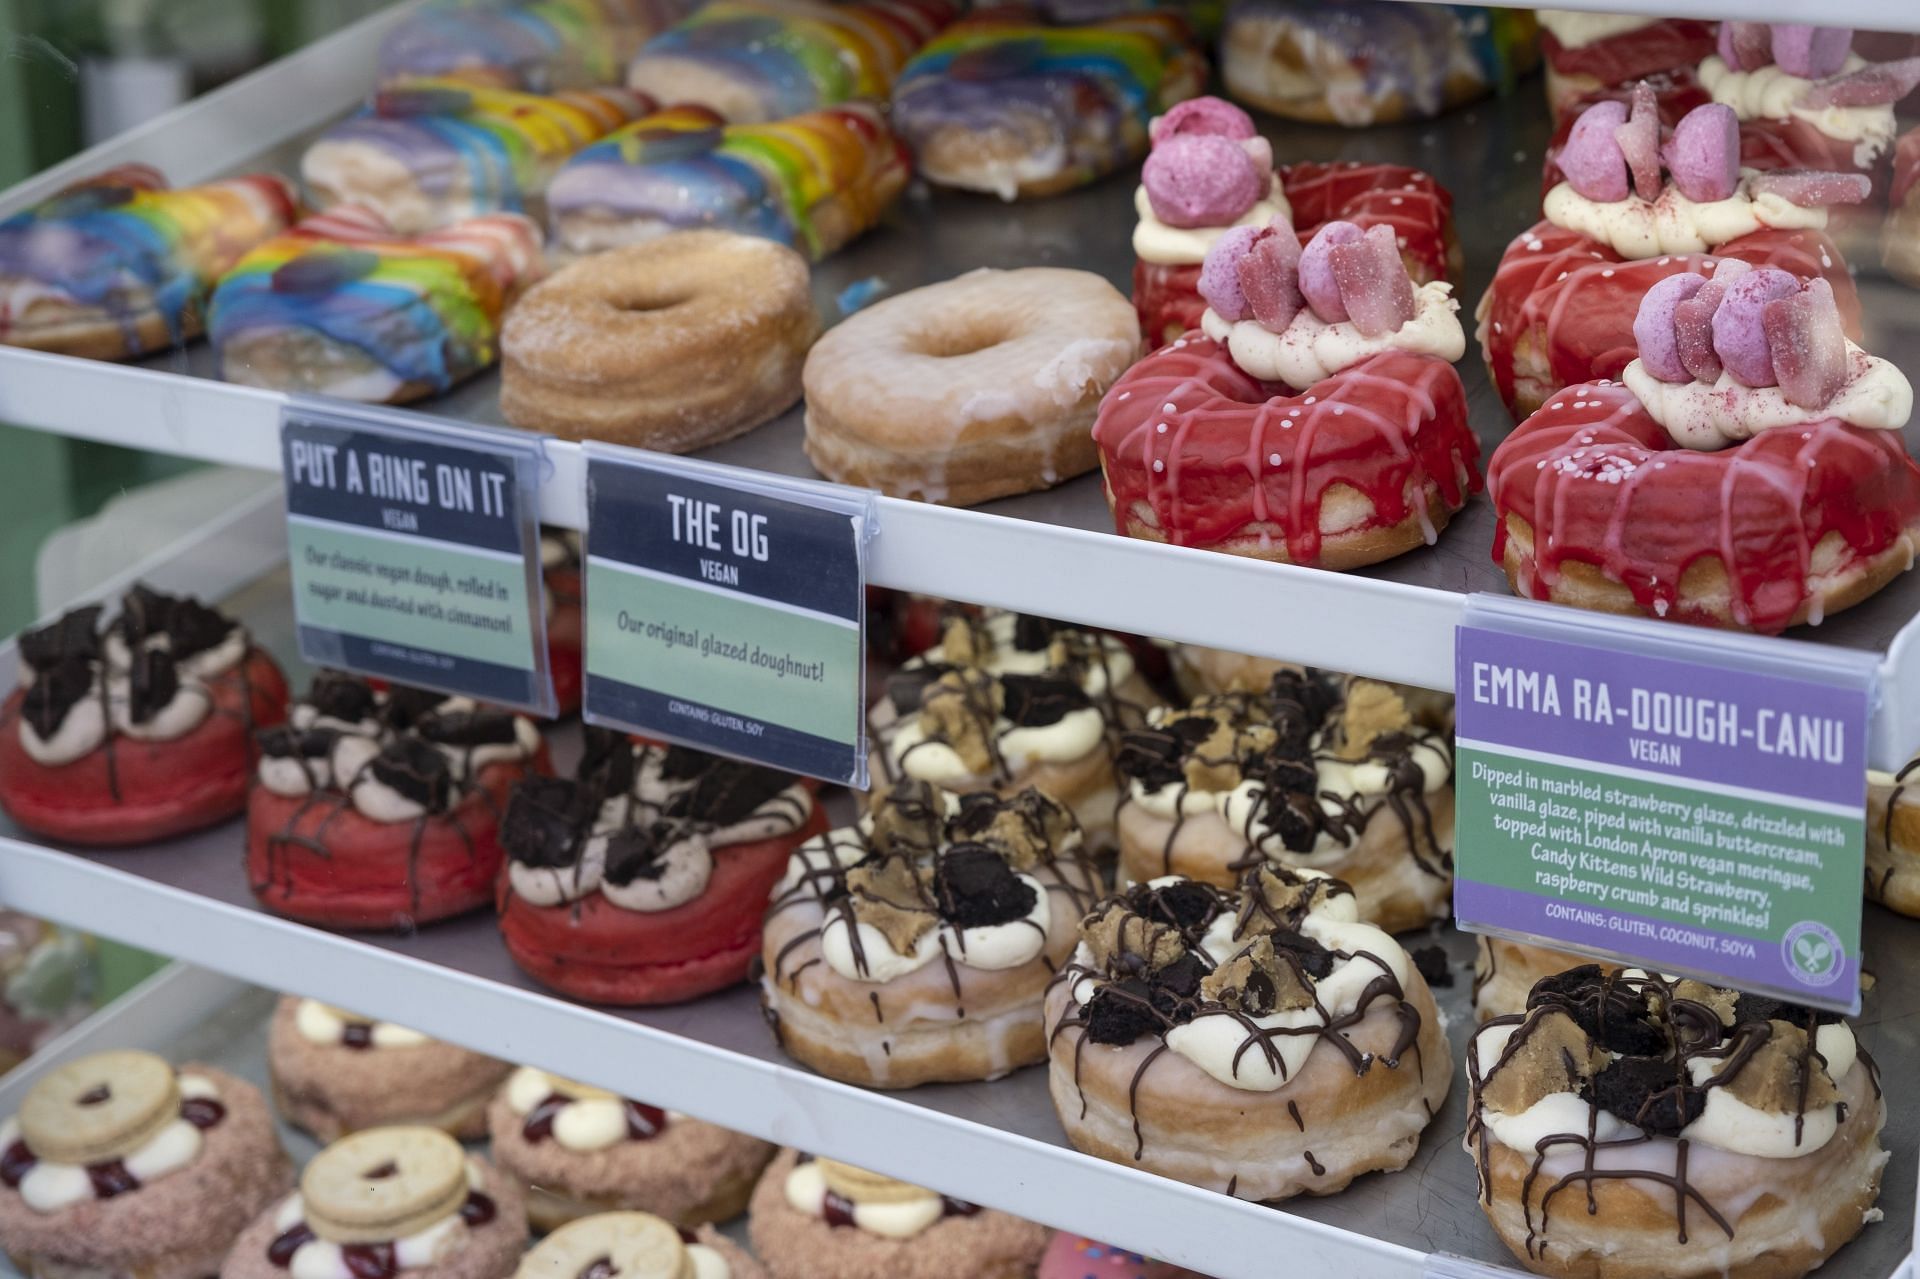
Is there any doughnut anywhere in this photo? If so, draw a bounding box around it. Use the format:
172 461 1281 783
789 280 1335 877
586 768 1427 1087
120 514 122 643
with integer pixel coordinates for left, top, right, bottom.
541 530 583 716
761 781 1101 1088
1161 645 1457 735
265 996 510 1143
869 612 1158 850
803 267 1136 504
377 0 696 91
1221 1 1539 127
547 102 908 259
1097 219 1477 567
626 0 957 124
1535 11 1715 121
1039 1233 1201 1279
497 731 827 1005
209 205 541 405
890 10 1206 201
1115 672 1454 933
301 80 652 235
220 1128 526 1279
1488 262 1920 632
1885 126 1920 287
1130 96 1460 350
515 1211 765 1279
499 230 815 451
748 1151 1045 1279
0 166 296 360
1045 867 1450 1201
0 1053 292 1279
1466 967 1887 1279
1866 754 1920 917
246 673 548 930
1470 937 1598 1021
0 586 288 847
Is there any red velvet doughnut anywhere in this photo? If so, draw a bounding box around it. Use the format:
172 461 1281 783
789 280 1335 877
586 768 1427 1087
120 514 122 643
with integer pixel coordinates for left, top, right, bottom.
546 564 582 717
0 649 287 846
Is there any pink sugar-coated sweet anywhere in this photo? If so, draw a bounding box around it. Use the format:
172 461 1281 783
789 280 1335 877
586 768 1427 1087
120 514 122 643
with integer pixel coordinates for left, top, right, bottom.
1664 104 1741 203
1237 226 1304 331
1712 266 1800 386
1675 273 1737 383
1197 224 1263 321
1634 271 1709 383
1559 100 1630 202
1150 95 1256 145
1142 135 1265 229
1242 136 1275 191
1749 169 1874 206
1718 21 1774 71
1770 25 1853 79
1616 81 1663 202
1328 223 1416 337
1298 220 1363 323
1800 56 1920 108
1764 278 1849 410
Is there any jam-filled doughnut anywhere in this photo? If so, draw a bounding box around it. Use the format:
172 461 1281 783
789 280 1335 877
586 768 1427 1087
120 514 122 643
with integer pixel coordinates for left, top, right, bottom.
1467 968 1886 1279
1045 868 1450 1201
0 586 288 846
377 0 695 91
1488 264 1920 633
500 230 815 451
514 1210 765 1279
803 267 1138 506
1535 10 1715 121
1885 126 1920 287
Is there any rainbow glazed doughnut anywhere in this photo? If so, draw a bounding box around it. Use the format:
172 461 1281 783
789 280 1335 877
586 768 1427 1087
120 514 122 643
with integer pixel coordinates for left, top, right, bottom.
1045 868 1449 1201
515 1211 765 1279
1221 1 1538 127
1488 264 1920 633
1481 94 1869 421
301 81 652 235
1096 218 1476 568
0 586 288 847
378 0 696 91
1114 672 1453 934
1130 95 1459 350
1466 968 1887 1279
209 205 541 404
497 731 827 1005
247 673 548 930
890 9 1205 201
0 1051 292 1279
1885 126 1920 287
547 102 908 259
0 165 296 360
1535 10 1714 122
626 0 957 124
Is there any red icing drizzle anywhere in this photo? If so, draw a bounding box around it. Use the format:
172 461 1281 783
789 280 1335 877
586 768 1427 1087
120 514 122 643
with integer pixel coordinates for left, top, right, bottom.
1478 220 1860 418
1093 339 1479 563
1487 382 1920 632
1134 161 1454 351
1541 20 1715 97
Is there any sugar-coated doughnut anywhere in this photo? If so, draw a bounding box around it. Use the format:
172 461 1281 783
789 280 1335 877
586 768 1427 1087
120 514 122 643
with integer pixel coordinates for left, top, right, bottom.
891 10 1206 201
500 230 815 451
1886 127 1920 287
548 102 908 260
1221 0 1538 127
803 267 1137 505
0 166 296 360
377 0 696 91
210 205 541 405
1535 11 1714 121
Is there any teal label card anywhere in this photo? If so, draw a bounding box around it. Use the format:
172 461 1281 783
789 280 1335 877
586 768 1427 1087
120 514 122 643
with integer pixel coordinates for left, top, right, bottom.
583 447 872 786
281 401 552 714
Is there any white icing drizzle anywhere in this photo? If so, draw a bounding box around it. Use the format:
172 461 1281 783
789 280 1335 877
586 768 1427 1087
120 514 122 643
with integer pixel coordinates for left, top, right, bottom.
1623 346 1912 448
1132 180 1293 267
1200 280 1464 387
599 829 713 913
293 999 430 1049
1699 54 1896 167
1542 175 1827 259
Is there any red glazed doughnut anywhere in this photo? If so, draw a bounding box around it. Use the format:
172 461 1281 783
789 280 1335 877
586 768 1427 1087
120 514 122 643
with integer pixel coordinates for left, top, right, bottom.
542 531 583 716
0 588 287 847
1882 126 1920 286
1538 16 1714 121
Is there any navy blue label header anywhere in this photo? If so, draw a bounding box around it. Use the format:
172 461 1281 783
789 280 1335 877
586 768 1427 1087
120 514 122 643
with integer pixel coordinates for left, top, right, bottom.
283 419 523 556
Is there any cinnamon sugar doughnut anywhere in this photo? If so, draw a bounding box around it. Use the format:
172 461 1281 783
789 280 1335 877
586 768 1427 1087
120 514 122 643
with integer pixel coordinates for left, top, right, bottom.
803 268 1137 505
500 230 814 450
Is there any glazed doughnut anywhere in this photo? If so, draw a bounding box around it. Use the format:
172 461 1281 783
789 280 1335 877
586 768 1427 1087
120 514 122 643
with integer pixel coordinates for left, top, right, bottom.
1045 868 1450 1201
1097 219 1477 568
210 205 542 405
891 10 1206 201
500 230 815 451
1467 968 1887 1279
626 0 957 124
547 103 908 260
1866 754 1920 918
1885 126 1920 287
761 782 1102 1088
1470 937 1597 1021
377 0 695 91
0 586 288 847
1488 257 1920 633
1535 11 1714 121
1221 1 1538 127
1161 644 1457 734
1114 672 1454 934
1130 96 1460 349
0 166 296 361
802 267 1137 506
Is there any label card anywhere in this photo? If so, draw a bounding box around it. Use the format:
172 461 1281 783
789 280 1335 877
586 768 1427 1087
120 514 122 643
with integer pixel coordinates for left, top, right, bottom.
281 400 554 715
582 445 874 787
1453 595 1875 1014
